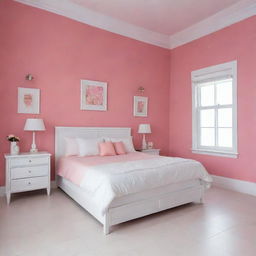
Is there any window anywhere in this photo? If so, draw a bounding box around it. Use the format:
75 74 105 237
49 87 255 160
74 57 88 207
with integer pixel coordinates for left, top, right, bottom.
192 61 238 158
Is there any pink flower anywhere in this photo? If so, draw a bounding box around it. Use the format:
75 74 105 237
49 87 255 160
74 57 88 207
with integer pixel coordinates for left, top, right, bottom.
86 86 103 105
6 135 20 142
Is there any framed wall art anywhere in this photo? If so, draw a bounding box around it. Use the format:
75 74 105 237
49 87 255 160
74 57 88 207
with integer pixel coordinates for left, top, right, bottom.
18 87 40 114
81 80 107 111
134 96 148 117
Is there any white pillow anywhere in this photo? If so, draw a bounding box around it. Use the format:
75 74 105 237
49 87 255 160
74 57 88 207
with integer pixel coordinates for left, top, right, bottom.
76 138 103 156
105 136 136 152
64 137 79 156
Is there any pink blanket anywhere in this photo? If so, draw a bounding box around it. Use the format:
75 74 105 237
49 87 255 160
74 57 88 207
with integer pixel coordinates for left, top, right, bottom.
57 152 158 186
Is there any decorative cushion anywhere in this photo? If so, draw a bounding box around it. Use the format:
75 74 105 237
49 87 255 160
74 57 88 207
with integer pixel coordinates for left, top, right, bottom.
99 142 116 156
113 141 126 155
105 136 136 152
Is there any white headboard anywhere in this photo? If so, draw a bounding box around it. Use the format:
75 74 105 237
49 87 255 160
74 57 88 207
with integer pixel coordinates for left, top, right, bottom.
55 126 131 171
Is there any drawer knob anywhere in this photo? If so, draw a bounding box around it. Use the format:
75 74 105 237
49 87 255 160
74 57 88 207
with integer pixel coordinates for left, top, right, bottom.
28 182 31 185
29 160 32 163
28 170 31 173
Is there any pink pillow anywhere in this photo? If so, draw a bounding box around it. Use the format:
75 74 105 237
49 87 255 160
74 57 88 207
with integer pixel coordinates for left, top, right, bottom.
99 142 116 156
114 141 126 155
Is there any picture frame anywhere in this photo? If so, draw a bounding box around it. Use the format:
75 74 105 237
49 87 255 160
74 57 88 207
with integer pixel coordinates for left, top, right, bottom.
133 96 148 117
18 87 40 114
81 80 108 111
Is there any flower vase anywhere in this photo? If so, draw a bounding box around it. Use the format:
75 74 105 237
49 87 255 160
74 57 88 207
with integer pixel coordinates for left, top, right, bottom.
10 142 20 155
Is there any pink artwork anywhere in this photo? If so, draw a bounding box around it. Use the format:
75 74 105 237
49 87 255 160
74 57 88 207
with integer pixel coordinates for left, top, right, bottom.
18 87 40 114
81 80 107 111
137 101 144 113
24 94 33 107
86 85 103 106
134 96 148 117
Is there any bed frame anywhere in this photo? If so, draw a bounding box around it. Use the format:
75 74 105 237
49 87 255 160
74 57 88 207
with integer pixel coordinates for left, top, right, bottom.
55 127 205 235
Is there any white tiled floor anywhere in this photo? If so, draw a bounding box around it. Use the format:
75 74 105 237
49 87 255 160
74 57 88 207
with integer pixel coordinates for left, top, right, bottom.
0 187 256 256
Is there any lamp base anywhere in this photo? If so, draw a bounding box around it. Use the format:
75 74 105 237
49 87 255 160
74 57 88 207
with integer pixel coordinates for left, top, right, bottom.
30 131 38 153
30 148 38 153
142 134 147 150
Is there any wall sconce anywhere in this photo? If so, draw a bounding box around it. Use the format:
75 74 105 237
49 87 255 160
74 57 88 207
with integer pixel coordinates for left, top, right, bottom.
25 74 34 81
138 86 145 94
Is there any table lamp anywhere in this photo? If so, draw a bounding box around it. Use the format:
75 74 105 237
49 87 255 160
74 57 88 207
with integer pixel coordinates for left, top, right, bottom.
138 124 151 150
24 118 45 153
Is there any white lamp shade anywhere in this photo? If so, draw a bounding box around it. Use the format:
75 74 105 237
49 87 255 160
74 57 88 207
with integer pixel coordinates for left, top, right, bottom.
138 124 151 134
24 118 45 131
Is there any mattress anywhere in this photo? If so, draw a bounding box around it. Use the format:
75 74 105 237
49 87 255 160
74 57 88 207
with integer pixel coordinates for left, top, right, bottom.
58 175 202 208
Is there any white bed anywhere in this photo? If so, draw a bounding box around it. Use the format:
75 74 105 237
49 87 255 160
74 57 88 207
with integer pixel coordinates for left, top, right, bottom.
55 127 211 235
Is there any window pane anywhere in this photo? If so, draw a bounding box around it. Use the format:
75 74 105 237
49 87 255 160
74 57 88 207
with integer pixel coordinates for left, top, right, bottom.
200 109 215 127
200 128 215 147
216 79 232 105
218 108 232 127
218 128 232 148
200 83 214 107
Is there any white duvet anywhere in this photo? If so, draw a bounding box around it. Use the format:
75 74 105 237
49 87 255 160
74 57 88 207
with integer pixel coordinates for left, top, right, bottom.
76 155 213 214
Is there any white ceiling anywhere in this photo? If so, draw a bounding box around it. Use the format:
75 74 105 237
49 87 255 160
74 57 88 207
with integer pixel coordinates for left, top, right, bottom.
15 0 256 48
72 0 241 35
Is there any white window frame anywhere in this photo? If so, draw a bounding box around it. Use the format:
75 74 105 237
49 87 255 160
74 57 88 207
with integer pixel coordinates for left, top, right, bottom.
192 61 238 158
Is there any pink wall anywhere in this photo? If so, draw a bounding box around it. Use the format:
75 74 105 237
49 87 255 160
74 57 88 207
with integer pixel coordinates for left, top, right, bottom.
0 0 170 185
169 16 256 182
1 1 255 187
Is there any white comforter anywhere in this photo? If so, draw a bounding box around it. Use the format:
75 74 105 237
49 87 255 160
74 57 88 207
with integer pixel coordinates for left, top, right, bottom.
78 156 212 214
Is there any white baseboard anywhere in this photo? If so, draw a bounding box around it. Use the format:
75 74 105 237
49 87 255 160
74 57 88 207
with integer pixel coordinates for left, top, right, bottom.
212 175 256 197
0 181 57 197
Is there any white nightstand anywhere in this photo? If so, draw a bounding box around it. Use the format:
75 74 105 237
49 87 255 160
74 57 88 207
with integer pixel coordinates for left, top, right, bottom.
5 152 51 204
140 149 160 155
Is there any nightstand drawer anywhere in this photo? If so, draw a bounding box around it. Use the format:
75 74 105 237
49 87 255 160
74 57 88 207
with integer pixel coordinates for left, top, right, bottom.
11 165 48 179
11 156 48 167
11 176 48 193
